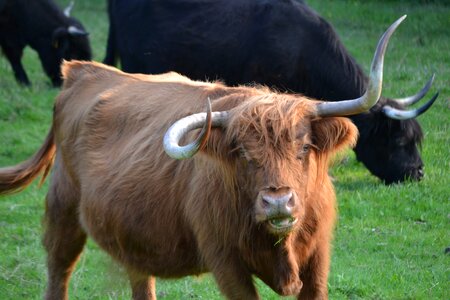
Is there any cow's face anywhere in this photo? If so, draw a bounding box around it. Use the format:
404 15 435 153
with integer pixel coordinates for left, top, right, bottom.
219 97 357 236
234 121 312 236
44 26 92 86
352 103 424 184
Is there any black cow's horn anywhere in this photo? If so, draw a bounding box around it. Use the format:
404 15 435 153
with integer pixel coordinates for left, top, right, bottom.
67 26 88 36
164 98 229 159
381 73 439 120
392 74 435 106
316 15 407 117
64 1 74 17
382 91 439 120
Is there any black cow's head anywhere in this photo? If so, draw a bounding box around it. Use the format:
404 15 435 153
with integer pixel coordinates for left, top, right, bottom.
351 91 438 184
37 2 91 87
45 24 91 86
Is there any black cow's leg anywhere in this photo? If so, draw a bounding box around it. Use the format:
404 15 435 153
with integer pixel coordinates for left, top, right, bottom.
127 271 157 300
102 0 118 66
102 33 118 66
1 43 31 86
43 161 86 300
102 23 118 66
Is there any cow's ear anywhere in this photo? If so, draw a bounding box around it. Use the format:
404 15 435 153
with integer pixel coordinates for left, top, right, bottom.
202 127 230 159
52 27 69 48
311 117 358 154
198 95 237 159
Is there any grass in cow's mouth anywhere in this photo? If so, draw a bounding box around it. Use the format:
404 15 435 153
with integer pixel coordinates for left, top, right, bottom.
0 0 448 299
268 217 298 229
274 236 285 246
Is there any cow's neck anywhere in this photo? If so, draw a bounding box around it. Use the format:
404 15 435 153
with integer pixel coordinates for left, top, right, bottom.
292 19 369 103
303 58 367 103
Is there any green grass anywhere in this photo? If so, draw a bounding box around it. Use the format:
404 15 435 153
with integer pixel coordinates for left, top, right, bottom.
0 0 449 299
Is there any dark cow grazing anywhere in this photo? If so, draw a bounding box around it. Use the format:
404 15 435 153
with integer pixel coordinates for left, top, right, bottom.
0 19 418 299
0 0 91 86
104 0 438 184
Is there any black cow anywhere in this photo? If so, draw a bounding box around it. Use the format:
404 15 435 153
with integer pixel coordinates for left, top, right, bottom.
0 0 91 86
103 0 438 184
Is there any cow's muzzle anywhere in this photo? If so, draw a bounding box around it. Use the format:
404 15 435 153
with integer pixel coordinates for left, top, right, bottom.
385 164 424 184
407 165 424 182
255 187 299 235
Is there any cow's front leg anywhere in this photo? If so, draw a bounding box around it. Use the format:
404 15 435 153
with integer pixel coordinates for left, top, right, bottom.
272 244 303 296
1 43 30 85
297 242 330 300
205 252 259 300
127 271 157 300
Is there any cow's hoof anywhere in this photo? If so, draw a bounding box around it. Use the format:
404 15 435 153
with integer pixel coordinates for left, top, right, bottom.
276 277 303 296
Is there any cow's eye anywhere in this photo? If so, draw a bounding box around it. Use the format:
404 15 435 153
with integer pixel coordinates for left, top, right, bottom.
297 144 311 160
394 137 409 147
239 147 253 162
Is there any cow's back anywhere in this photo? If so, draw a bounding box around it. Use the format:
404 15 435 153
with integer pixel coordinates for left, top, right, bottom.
110 0 365 102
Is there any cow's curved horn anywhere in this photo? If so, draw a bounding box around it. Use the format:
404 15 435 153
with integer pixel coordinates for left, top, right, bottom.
163 98 229 159
392 74 435 106
64 1 74 17
382 92 439 120
316 15 407 117
67 26 89 36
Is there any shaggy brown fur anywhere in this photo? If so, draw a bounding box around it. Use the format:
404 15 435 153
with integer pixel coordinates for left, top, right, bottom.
0 61 357 300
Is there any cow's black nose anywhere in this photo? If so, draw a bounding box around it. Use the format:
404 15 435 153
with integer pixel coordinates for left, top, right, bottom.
411 165 424 181
417 166 424 178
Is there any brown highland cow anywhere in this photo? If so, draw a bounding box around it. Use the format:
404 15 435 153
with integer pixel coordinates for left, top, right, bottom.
0 17 406 300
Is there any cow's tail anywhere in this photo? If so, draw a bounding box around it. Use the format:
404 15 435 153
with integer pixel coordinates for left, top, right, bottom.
0 127 56 195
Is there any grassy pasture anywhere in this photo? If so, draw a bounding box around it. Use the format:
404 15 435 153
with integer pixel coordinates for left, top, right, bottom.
0 0 449 299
